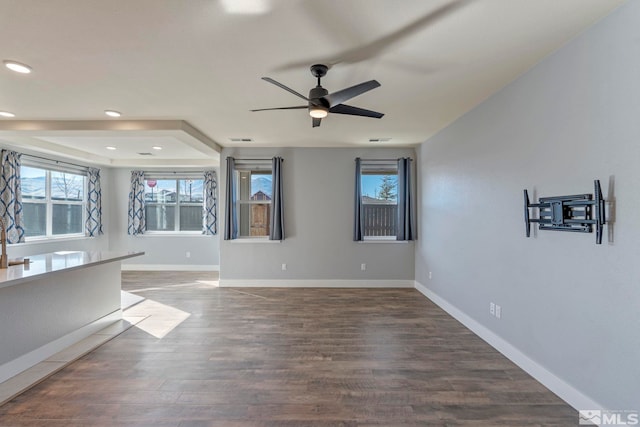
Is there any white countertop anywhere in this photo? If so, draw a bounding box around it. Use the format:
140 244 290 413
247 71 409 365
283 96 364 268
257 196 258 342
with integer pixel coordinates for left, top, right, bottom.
0 251 144 289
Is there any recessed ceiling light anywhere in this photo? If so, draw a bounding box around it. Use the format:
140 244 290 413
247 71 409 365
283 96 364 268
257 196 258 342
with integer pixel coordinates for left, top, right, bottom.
105 146 117 150
104 110 121 117
152 146 163 150
0 111 16 118
3 60 32 74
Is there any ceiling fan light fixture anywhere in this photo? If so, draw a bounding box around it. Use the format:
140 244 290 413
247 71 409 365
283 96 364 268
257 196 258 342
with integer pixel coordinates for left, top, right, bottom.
309 106 328 119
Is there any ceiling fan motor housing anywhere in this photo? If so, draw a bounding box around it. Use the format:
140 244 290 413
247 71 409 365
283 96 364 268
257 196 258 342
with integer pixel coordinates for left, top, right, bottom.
309 86 329 106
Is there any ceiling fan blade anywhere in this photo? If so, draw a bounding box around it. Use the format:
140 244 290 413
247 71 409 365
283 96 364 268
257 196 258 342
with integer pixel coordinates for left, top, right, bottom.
323 80 381 108
250 106 308 112
329 104 384 119
312 117 322 127
262 77 309 101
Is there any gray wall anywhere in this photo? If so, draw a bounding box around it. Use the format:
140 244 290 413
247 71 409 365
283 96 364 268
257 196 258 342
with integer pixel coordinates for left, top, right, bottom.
109 167 220 268
221 147 415 282
416 1 639 411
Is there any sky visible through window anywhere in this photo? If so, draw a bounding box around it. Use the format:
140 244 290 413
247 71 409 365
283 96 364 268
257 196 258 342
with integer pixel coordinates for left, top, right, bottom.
21 166 43 179
251 174 272 198
362 174 397 201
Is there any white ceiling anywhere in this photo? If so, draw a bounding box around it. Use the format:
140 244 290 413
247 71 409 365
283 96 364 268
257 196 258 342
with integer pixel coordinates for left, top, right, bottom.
0 0 625 167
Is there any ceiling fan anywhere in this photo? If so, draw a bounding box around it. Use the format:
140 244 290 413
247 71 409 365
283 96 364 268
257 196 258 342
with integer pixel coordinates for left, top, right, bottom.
251 64 384 128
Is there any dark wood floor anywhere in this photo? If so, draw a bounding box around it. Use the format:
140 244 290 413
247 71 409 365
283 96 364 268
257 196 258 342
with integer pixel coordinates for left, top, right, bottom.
0 272 577 426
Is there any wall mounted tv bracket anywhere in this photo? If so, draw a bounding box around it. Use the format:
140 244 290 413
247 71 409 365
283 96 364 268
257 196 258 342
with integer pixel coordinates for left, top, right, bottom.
524 180 605 244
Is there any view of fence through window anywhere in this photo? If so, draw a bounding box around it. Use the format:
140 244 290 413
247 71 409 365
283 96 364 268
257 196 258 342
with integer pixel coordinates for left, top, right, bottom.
145 178 204 231
362 172 398 237
21 165 85 237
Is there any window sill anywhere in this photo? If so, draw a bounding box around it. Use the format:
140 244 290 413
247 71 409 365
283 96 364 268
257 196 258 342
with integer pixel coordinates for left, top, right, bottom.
18 235 92 245
136 232 215 237
358 239 411 244
228 238 281 243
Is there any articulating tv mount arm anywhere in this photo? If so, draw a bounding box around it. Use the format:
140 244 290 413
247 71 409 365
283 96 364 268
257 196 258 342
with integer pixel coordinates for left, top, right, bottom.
524 180 605 244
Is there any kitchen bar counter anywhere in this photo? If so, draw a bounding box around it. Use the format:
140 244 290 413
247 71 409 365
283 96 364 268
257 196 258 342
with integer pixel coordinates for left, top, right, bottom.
0 250 142 289
0 250 144 383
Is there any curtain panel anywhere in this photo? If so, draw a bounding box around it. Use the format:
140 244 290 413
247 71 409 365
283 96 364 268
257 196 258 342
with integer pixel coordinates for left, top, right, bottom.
397 157 416 241
223 157 237 240
353 157 364 241
0 149 25 243
203 170 218 235
85 167 103 236
127 170 146 235
353 157 364 242
269 156 285 240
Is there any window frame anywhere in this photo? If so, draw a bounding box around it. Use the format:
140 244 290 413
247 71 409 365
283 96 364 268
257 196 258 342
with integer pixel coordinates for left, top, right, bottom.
21 162 88 241
360 161 399 241
234 163 273 240
143 175 205 234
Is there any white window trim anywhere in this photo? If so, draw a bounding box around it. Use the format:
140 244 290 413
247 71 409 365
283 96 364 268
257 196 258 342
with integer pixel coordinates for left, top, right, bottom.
360 161 399 240
144 176 205 233
359 239 409 244
22 163 88 241
229 237 280 243
235 167 273 239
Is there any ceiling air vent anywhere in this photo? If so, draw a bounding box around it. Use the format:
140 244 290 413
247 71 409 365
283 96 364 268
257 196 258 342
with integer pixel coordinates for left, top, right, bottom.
137 152 153 156
229 138 253 142
369 138 392 143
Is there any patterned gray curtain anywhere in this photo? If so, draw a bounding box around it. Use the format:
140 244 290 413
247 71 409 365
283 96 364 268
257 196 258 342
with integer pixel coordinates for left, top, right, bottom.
397 157 416 241
269 157 284 240
353 157 364 241
223 157 237 240
127 170 146 235
203 170 217 235
0 149 25 243
85 167 103 236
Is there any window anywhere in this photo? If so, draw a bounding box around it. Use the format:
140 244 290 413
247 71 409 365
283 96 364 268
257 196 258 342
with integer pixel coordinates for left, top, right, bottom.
237 168 272 238
21 165 86 238
361 162 398 239
144 177 204 232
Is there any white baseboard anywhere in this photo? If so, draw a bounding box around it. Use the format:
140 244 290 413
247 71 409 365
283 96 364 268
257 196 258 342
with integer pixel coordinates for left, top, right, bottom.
0 310 121 384
219 279 414 288
414 281 606 415
121 264 220 272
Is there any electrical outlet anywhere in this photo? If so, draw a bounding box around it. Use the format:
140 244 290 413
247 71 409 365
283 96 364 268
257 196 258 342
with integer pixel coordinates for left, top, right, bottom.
186 251 191 258
281 263 287 271
361 263 366 271
489 302 495 316
429 271 432 279
495 305 502 319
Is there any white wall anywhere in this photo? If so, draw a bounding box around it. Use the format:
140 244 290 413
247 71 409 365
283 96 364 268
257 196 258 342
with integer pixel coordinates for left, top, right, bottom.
108 167 220 269
416 1 639 411
220 147 415 284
